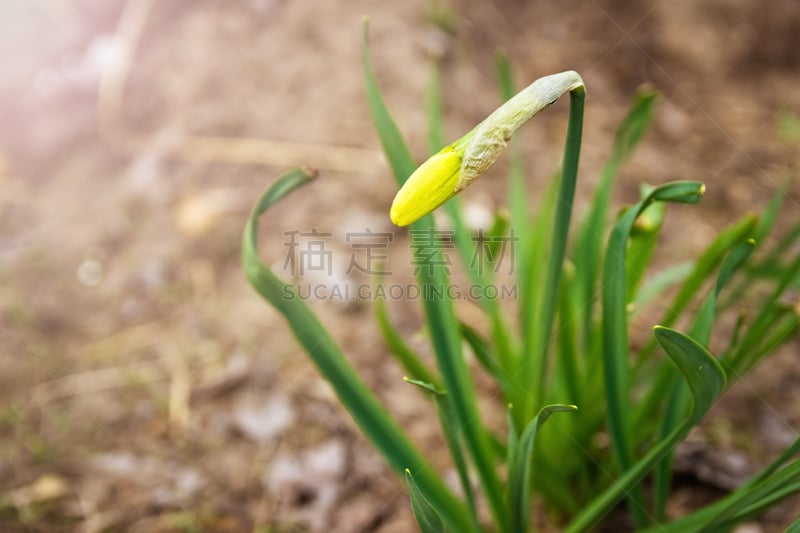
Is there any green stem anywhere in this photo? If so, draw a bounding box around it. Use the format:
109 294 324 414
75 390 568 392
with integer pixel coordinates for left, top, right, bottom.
523 87 585 419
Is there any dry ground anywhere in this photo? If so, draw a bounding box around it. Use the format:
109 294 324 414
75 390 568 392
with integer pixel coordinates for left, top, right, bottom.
0 0 798 531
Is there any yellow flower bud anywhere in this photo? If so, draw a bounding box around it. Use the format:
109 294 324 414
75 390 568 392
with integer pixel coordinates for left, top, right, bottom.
389 71 585 227
390 145 463 227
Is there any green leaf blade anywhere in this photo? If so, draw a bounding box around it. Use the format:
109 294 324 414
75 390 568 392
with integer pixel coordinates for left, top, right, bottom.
566 326 726 533
509 405 577 533
652 326 726 423
364 22 505 530
362 19 416 186
405 469 445 533
243 168 472 533
573 89 658 352
376 298 439 387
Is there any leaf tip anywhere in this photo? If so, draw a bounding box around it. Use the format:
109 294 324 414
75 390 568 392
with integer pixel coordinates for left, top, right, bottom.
361 16 370 48
300 165 319 180
652 325 670 342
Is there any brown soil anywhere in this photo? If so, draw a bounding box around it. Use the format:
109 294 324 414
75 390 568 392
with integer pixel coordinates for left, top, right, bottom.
0 0 798 531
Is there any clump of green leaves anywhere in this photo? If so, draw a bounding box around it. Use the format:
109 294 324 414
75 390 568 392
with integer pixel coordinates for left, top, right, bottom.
243 20 800 532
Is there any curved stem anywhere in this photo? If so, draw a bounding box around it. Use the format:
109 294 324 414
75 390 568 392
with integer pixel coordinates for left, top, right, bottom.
522 86 585 421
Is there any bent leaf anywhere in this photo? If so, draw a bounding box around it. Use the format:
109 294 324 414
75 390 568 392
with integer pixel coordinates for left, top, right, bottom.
652 326 726 423
242 167 472 532
566 326 725 533
509 404 577 533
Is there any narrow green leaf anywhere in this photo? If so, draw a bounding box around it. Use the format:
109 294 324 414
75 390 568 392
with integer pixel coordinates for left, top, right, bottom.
506 404 519 480
723 186 797 309
650 376 685 521
635 225 757 430
426 58 445 152
429 49 518 391
693 239 755 344
651 180 706 203
460 322 511 393
786 516 800 533
713 479 800 530
426 54 472 275
243 168 471 532
486 210 511 260
566 326 726 533
496 51 529 283
752 175 793 245
652 327 726 422
638 214 758 362
495 51 515 102
652 238 755 519
724 309 747 354
611 89 660 161
362 18 416 185
642 439 800 532
706 461 800 530
517 172 559 425
601 181 705 526
404 377 445 395
364 22 504 530
751 437 800 486
573 89 659 352
376 298 439 387
777 109 800 143
509 405 577 533
646 325 727 519
435 398 481 529
716 239 757 297
752 221 800 279
726 301 800 377
725 250 800 374
556 261 582 406
405 469 444 533
626 193 666 302
495 52 529 241
632 261 693 313
411 252 506 532
405 378 481 529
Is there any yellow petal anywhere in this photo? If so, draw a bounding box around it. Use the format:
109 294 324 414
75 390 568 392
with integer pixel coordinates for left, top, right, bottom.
390 147 461 226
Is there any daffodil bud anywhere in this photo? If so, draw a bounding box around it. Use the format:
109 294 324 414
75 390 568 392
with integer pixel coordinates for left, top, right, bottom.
390 70 585 227
390 145 463 227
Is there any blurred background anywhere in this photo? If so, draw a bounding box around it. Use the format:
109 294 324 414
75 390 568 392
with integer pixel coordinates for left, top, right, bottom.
0 0 798 531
